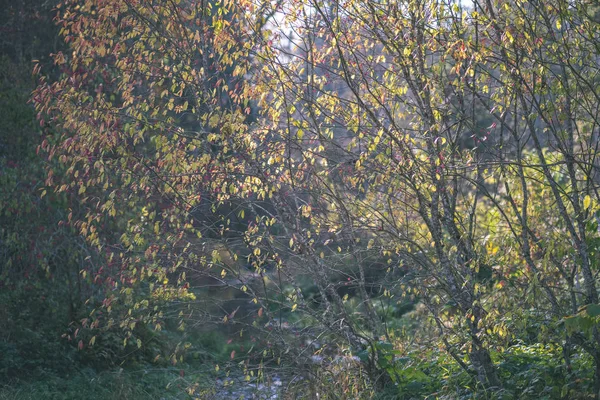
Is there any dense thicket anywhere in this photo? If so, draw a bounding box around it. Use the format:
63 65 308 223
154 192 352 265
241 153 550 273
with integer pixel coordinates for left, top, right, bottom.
3 0 600 398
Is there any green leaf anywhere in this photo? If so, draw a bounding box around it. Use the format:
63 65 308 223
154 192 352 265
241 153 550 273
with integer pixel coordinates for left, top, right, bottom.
586 304 600 317
356 349 369 363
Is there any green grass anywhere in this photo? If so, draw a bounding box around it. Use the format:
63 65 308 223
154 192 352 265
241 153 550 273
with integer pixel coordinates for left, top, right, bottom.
0 367 208 400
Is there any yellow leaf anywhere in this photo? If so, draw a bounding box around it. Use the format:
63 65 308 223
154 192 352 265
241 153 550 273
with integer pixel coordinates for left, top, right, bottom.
583 195 591 210
291 304 297 312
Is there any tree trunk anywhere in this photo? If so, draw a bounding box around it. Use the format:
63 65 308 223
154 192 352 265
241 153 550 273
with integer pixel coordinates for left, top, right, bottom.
594 352 600 399
470 346 501 389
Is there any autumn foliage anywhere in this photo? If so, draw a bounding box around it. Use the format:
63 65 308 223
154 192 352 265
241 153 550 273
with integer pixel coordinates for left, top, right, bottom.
23 0 600 397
